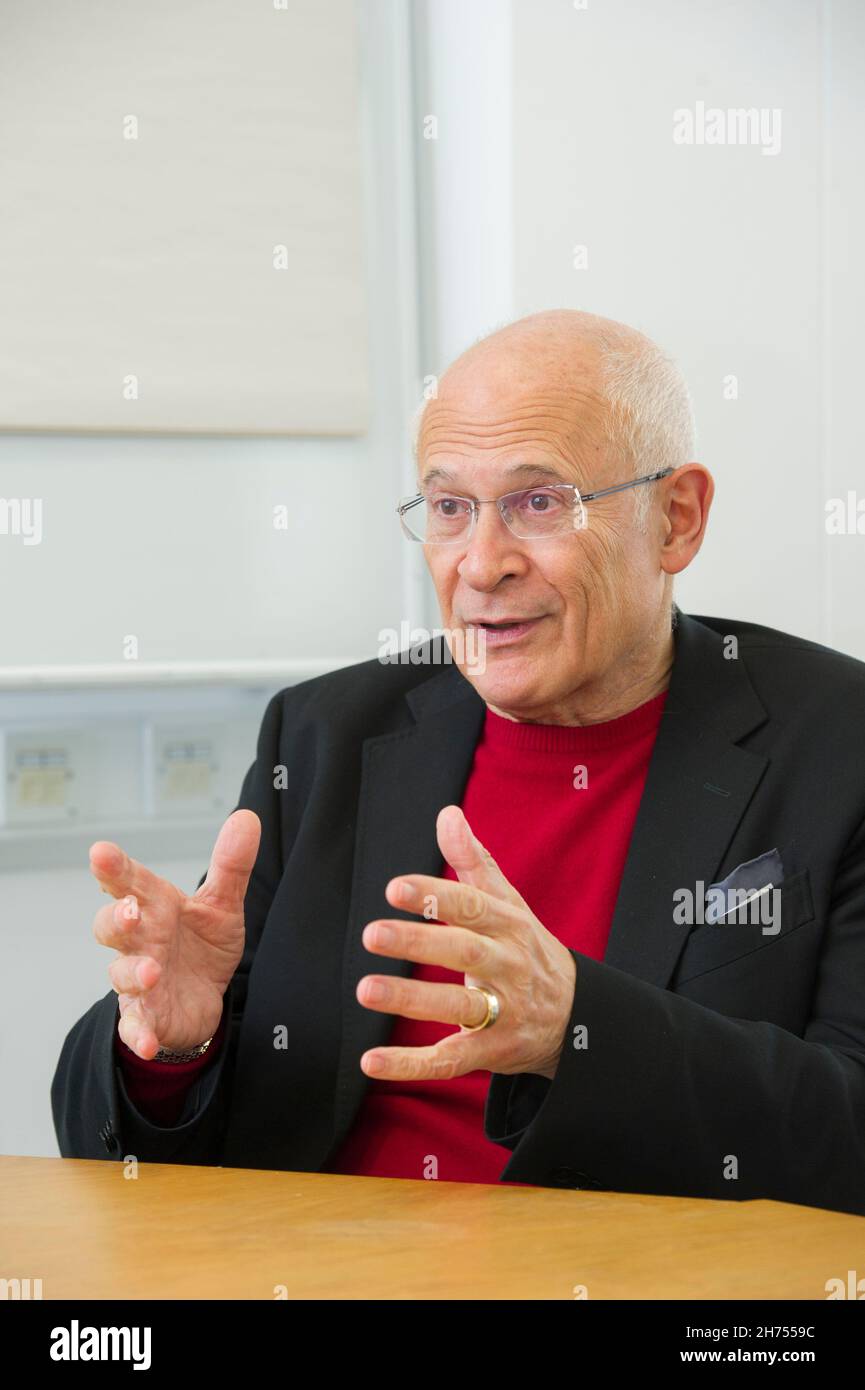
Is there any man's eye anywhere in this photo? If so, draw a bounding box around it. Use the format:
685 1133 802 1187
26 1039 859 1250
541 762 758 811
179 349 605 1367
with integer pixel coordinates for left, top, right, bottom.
519 489 563 513
431 496 470 517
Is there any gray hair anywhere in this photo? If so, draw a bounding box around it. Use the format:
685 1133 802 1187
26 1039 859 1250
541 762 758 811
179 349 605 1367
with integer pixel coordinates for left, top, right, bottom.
593 326 696 529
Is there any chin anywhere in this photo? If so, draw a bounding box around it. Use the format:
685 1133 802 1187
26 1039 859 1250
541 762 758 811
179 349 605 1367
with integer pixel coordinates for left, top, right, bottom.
457 660 549 716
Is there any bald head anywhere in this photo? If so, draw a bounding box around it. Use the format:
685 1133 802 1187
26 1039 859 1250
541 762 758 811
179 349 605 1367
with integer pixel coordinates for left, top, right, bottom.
438 308 647 395
414 309 695 522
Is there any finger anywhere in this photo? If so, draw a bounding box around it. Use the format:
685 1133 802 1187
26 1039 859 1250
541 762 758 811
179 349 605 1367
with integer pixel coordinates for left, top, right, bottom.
357 974 490 1028
360 1032 473 1081
362 918 499 974
195 809 261 911
108 954 162 996
435 804 528 905
384 873 519 939
116 998 160 1060
92 894 144 950
89 841 161 906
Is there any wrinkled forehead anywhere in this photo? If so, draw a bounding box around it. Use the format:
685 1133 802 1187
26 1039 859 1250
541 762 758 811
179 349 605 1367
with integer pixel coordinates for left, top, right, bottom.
415 376 611 486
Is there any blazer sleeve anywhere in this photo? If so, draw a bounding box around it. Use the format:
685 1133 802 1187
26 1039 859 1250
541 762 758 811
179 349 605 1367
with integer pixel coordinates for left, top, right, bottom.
484 816 865 1216
51 689 286 1165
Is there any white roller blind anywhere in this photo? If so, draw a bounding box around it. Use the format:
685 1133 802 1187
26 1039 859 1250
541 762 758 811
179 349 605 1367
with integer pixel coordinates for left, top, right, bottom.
0 0 369 434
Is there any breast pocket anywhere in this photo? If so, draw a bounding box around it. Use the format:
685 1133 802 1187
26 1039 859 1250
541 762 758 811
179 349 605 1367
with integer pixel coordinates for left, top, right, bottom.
673 868 816 986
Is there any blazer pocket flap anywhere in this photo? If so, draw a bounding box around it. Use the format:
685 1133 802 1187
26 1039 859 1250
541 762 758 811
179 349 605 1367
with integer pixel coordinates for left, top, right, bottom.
674 868 816 985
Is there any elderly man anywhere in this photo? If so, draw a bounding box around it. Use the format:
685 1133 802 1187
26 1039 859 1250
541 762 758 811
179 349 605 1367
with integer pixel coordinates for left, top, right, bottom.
52 310 865 1215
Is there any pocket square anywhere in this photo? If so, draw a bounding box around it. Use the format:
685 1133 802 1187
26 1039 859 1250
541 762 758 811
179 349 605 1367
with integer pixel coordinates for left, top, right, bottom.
704 848 784 924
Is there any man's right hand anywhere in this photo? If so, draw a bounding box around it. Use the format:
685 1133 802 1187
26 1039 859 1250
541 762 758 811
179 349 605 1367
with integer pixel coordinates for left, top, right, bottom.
90 809 262 1060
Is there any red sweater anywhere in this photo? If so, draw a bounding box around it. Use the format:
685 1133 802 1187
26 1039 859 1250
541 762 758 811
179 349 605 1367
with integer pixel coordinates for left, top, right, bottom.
117 690 668 1177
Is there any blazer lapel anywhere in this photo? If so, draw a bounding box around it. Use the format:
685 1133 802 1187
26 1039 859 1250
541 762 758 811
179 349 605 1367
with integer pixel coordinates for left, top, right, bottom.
602 611 770 988
332 659 485 1145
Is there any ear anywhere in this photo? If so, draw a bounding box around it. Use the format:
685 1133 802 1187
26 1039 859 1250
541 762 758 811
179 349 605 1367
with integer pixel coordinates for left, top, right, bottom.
660 464 714 577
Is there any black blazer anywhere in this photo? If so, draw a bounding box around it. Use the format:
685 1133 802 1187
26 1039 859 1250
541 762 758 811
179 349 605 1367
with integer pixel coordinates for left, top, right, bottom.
52 610 865 1215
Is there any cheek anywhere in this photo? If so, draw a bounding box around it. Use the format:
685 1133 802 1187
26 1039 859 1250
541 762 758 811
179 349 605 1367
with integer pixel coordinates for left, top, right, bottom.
538 535 612 610
580 526 632 595
425 553 459 607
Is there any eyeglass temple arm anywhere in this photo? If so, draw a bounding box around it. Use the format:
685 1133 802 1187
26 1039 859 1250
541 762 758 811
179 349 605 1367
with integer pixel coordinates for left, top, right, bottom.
580 468 674 504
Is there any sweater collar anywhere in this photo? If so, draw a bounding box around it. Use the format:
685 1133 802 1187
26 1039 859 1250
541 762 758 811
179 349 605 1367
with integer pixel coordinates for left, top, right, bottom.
480 689 669 753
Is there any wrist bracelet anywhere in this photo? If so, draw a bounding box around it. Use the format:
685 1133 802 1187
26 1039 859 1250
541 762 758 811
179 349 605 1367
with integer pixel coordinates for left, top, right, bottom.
153 1036 214 1064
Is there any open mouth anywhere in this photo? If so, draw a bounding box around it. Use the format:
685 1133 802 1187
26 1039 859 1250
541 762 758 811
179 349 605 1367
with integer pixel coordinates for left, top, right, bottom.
465 617 543 644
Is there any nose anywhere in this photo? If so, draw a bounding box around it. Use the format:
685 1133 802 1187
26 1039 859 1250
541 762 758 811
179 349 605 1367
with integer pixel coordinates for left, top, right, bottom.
456 501 530 590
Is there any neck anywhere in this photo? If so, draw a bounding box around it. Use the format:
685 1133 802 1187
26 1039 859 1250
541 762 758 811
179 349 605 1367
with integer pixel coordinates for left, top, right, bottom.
487 611 676 727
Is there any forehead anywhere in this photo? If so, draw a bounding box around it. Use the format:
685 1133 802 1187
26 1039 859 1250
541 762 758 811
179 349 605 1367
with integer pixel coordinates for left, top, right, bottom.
416 382 609 484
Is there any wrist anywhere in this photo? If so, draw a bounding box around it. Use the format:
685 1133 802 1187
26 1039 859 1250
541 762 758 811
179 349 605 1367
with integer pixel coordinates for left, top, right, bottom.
116 1002 226 1064
153 1035 214 1063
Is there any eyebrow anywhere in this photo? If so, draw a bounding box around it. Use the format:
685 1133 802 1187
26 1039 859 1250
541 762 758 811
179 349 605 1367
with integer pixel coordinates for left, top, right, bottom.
420 462 570 488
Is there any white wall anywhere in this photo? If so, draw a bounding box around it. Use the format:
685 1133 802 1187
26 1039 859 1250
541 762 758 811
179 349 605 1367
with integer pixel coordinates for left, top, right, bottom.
0 1 424 677
416 0 865 658
1 0 426 1157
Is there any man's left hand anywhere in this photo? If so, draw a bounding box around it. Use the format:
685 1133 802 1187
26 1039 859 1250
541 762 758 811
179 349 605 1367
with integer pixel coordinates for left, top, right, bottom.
357 804 578 1082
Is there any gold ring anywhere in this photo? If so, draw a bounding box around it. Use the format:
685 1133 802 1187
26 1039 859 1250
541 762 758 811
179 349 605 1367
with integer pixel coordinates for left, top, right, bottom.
460 985 500 1031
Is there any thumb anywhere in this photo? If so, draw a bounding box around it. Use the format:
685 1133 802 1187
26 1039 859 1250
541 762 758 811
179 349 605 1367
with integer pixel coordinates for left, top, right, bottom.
197 809 262 909
436 804 525 906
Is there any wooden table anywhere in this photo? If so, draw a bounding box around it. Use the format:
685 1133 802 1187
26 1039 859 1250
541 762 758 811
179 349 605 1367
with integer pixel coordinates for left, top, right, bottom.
2 1155 863 1299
